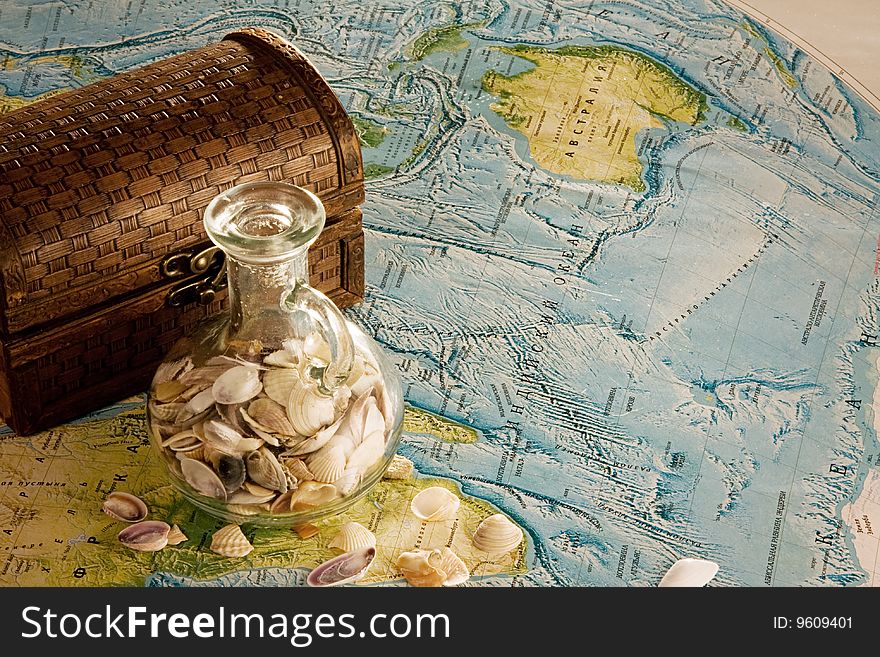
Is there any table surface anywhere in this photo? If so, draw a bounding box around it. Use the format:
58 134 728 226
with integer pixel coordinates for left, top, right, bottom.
1 0 879 587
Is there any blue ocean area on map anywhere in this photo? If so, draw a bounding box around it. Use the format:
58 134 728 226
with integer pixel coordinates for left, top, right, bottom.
2 0 879 586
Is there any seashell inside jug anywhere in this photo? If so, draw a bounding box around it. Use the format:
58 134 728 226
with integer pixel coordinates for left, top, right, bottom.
146 183 403 526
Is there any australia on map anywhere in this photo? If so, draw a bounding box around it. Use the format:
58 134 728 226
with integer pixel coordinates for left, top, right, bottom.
1 0 879 587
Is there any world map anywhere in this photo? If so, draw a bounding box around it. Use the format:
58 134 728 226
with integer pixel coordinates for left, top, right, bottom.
1 0 879 587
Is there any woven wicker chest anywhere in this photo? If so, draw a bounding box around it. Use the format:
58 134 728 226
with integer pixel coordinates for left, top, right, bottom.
0 28 365 435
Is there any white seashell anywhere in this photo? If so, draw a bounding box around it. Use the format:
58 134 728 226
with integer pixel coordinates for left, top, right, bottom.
225 503 264 516
161 430 202 452
154 380 188 403
329 522 376 552
472 514 522 554
210 524 253 557
344 391 375 443
287 384 337 436
351 369 382 398
203 420 262 454
212 365 262 404
153 356 193 386
383 454 413 480
248 397 296 436
436 547 469 586
166 524 188 546
333 385 352 415
179 457 227 500
363 401 385 442
308 444 347 483
344 355 365 389
263 368 300 406
102 491 148 523
345 430 385 474
264 349 299 368
658 558 719 587
281 415 344 457
396 549 446 587
244 481 276 497
118 521 170 552
333 468 362 496
290 481 339 511
246 447 288 492
307 547 375 587
185 387 216 415
410 486 460 522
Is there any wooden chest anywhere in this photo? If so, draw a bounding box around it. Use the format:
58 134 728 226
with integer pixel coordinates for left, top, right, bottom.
0 28 365 435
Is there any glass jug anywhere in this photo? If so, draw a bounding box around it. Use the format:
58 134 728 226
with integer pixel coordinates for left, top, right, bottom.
145 182 403 527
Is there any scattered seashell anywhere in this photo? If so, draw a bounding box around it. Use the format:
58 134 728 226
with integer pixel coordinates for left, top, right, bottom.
329 521 376 552
212 365 262 405
210 524 254 557
472 514 522 554
308 445 347 484
295 523 321 539
102 491 148 523
179 457 227 500
166 525 188 546
287 384 336 437
658 558 719 587
248 397 296 436
118 521 170 552
436 548 470 586
410 486 460 522
396 549 446 587
307 547 375 587
263 368 300 406
291 481 339 511
246 447 288 493
383 455 414 480
154 380 188 403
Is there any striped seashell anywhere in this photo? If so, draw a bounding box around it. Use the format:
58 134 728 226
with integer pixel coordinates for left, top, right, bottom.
166 525 188 546
308 445 347 483
282 457 314 482
153 356 193 386
329 521 376 552
248 397 296 436
161 430 202 452
472 514 522 554
210 524 254 557
287 384 337 437
436 547 470 586
178 364 233 386
148 401 187 423
246 447 288 493
263 368 300 406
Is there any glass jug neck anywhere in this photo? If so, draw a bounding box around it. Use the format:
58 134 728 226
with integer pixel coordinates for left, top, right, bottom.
225 247 309 344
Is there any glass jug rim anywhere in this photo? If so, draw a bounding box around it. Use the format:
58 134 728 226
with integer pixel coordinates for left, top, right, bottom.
204 181 326 264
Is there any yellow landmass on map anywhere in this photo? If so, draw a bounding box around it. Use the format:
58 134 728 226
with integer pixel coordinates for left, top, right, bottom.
482 45 707 191
403 406 479 443
0 405 522 586
0 55 101 115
